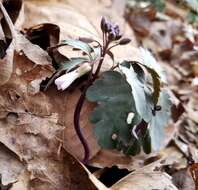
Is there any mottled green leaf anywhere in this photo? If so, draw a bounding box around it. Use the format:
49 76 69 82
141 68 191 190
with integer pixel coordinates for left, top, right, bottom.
119 66 152 122
59 57 89 72
149 90 172 151
187 11 198 23
185 0 198 13
61 39 94 60
140 47 166 83
86 71 137 150
131 62 145 83
145 67 161 105
148 0 165 12
124 139 141 156
141 131 152 154
127 0 165 12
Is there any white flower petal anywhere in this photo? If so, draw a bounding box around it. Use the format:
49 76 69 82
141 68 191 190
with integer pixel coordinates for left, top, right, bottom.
55 71 78 90
55 73 69 84
54 63 91 91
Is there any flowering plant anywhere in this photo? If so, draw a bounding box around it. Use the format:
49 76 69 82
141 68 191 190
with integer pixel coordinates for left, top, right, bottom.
49 17 171 163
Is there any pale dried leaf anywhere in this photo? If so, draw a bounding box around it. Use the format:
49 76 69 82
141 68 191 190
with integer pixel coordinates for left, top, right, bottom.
111 171 178 190
0 41 14 85
10 170 30 190
0 144 24 186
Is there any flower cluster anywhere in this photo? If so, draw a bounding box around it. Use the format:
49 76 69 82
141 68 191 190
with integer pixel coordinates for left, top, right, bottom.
101 17 122 41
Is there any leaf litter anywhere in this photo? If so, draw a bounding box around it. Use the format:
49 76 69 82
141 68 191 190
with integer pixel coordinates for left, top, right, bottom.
0 0 197 189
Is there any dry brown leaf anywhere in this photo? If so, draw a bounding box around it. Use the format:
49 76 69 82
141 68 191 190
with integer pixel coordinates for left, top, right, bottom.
0 0 53 88
0 144 24 187
0 40 14 85
111 161 179 190
89 149 146 170
0 111 63 159
63 89 100 161
44 86 100 161
23 0 138 71
126 6 156 37
164 1 188 20
10 170 30 190
23 1 98 41
159 146 187 170
14 50 53 95
15 32 52 64
0 2 15 85
27 147 108 190
1 0 23 38
24 23 60 49
61 148 108 190
111 171 178 190
172 168 195 190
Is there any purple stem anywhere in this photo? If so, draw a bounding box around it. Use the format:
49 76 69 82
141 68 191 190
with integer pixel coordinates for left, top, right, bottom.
73 85 90 164
73 41 109 164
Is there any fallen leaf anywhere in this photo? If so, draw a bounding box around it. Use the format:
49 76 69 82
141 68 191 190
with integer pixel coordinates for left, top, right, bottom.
0 144 24 187
24 23 60 50
111 169 178 190
10 170 30 190
0 2 15 85
172 168 195 190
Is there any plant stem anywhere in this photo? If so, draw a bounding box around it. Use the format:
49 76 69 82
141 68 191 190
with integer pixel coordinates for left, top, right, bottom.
107 43 119 51
73 84 91 164
94 42 109 77
73 42 109 164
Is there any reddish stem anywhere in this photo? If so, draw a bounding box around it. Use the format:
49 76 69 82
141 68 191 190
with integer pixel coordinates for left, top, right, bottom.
73 41 109 164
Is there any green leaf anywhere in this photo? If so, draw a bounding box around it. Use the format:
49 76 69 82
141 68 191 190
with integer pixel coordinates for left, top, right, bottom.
93 46 101 60
127 0 165 12
124 139 141 156
141 130 152 154
61 39 94 60
123 61 160 105
86 71 137 150
59 57 89 72
148 0 165 12
187 11 198 23
185 0 198 13
139 47 166 83
119 66 152 122
145 67 160 105
149 90 171 151
131 62 145 83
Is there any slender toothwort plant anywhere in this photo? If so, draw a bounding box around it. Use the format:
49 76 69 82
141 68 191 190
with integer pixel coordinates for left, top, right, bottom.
53 17 170 164
73 18 131 163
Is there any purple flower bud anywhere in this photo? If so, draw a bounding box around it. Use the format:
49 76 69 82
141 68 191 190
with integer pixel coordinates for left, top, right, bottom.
115 34 122 40
100 17 106 32
119 38 131 45
114 25 119 32
101 17 107 32
114 25 120 35
105 22 112 33
108 31 116 41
